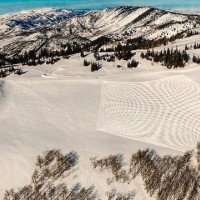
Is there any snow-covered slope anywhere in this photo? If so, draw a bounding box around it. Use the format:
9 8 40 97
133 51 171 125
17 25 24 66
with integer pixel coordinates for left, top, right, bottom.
2 50 200 199
0 6 200 57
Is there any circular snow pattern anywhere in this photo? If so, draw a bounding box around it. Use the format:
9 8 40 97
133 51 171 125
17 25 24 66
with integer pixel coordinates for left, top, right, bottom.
97 75 200 151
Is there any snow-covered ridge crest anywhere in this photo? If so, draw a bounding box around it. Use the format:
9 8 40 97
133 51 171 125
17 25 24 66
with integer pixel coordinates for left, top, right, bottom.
173 8 200 15
0 8 82 34
0 7 64 16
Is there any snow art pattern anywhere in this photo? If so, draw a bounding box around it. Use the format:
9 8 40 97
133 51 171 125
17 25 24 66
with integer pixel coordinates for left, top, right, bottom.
97 75 200 151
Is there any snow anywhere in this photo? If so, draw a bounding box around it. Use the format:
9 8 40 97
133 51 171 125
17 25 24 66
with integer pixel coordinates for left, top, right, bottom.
0 8 73 36
1 6 200 199
95 7 150 33
97 75 200 152
1 6 199 57
0 75 153 199
154 13 187 25
173 8 200 15
1 47 200 199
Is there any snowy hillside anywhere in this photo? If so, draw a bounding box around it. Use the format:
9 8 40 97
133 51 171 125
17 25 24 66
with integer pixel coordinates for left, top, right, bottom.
0 6 200 58
2 50 200 199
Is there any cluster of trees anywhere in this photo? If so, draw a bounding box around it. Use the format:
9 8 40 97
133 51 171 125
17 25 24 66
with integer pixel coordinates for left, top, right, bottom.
2 30 199 66
90 46 139 70
130 149 200 200
141 48 189 68
0 56 25 78
0 70 7 78
94 53 115 62
127 59 139 68
84 59 102 72
5 183 98 200
92 146 200 200
107 189 135 200
7 144 200 200
106 55 116 62
186 42 200 50
20 50 61 66
192 55 200 64
4 150 83 200
91 154 130 184
91 62 102 72
0 59 6 68
100 31 198 53
89 36 112 51
0 67 23 78
4 150 137 200
194 42 200 49
6 42 83 66
15 69 24 75
80 51 87 58
114 43 135 61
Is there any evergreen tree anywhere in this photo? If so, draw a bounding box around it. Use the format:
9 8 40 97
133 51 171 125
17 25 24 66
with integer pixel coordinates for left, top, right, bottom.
83 59 90 66
80 51 84 57
141 52 145 59
127 59 139 68
91 62 102 72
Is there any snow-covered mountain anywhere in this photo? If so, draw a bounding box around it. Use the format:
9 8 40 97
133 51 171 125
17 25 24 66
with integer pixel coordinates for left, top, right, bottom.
173 8 200 15
0 6 200 57
0 8 83 36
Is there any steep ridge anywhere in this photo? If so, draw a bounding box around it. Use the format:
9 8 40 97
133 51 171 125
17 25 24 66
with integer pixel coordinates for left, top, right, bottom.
0 8 83 36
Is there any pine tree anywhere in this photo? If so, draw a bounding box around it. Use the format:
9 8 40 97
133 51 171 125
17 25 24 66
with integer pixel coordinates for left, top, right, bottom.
80 51 84 57
84 59 90 66
194 43 197 49
141 52 145 59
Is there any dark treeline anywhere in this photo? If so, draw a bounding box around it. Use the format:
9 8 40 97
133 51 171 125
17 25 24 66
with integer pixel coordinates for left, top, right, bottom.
5 43 83 66
3 30 198 66
88 36 112 51
0 58 24 78
92 144 200 200
141 48 189 68
101 31 198 53
114 43 136 60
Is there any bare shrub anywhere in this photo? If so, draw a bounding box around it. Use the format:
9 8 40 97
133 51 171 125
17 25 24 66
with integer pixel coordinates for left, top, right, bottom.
91 154 129 182
4 150 84 200
196 142 200 169
107 189 135 200
92 148 200 200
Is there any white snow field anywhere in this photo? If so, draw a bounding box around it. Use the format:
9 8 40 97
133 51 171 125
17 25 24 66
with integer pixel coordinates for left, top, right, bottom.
1 52 200 199
97 75 200 152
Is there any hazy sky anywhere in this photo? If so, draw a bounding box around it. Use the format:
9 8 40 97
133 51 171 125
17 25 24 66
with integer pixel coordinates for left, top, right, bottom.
0 0 199 14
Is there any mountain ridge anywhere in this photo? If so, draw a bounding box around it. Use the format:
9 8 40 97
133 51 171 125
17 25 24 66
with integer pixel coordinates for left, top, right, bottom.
0 6 199 58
